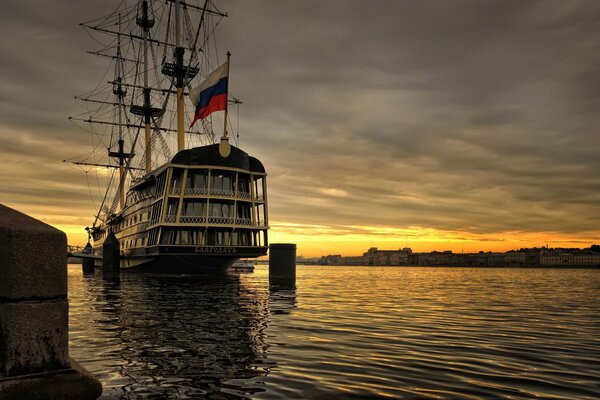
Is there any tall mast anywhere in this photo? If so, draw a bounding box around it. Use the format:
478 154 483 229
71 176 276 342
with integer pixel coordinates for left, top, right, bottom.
142 0 152 174
223 51 231 139
108 13 131 209
117 16 125 208
129 0 163 174
175 0 185 152
218 51 232 158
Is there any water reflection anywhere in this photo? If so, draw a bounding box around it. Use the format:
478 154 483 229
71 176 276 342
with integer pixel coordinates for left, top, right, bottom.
69 266 600 400
268 281 296 316
72 270 270 399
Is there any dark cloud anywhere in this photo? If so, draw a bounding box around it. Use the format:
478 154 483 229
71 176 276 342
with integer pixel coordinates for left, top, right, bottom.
1 0 599 247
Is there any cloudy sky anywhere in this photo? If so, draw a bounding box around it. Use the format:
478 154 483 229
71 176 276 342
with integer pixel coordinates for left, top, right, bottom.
1 0 599 256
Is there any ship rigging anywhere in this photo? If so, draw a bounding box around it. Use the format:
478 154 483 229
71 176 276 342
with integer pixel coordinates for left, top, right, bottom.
66 0 269 272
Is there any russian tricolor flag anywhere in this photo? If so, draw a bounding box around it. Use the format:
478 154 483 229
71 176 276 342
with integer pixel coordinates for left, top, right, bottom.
189 61 229 127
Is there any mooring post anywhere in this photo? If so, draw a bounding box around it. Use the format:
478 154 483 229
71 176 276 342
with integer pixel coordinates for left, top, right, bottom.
82 242 95 274
269 243 297 287
102 231 120 274
0 204 102 399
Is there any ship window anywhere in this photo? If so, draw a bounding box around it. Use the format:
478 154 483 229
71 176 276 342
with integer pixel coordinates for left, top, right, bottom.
238 231 249 246
206 230 215 245
186 170 208 190
211 174 223 190
210 201 233 217
151 201 162 224
255 204 265 225
176 229 191 245
167 199 179 217
235 174 249 194
195 229 205 245
236 204 251 219
171 169 183 194
194 172 207 189
254 177 265 199
222 231 230 246
161 228 175 245
211 170 234 192
196 230 206 245
184 200 206 216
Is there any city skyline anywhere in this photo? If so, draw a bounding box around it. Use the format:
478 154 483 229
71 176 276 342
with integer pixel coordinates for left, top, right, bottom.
1 1 599 257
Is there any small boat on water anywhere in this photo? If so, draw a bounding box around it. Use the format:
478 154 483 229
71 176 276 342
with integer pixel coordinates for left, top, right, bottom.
67 0 269 273
230 259 255 272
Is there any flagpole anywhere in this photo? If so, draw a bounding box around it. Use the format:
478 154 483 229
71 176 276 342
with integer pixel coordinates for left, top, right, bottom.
223 51 231 139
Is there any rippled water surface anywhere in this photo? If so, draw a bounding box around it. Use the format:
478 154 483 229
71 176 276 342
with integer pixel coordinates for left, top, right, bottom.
68 265 600 399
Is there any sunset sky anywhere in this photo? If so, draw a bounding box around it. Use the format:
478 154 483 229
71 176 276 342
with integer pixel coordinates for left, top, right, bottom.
1 0 599 257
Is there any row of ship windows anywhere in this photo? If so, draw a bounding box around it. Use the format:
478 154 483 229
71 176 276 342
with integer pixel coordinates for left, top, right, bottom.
118 211 151 230
159 228 266 247
155 169 265 198
123 169 266 211
122 237 147 249
121 229 267 249
166 200 255 219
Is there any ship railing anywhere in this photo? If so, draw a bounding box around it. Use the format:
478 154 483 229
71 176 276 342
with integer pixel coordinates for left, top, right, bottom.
164 215 177 223
255 195 264 202
180 216 207 223
255 220 267 227
237 191 251 199
209 188 235 197
184 187 208 195
235 218 252 226
207 216 236 224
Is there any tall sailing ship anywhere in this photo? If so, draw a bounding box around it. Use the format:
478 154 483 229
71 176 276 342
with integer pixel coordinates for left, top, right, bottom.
67 0 269 272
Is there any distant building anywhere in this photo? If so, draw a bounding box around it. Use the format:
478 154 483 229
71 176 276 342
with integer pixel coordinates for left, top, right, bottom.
321 254 342 265
505 249 541 266
313 246 599 267
339 256 366 265
363 247 412 265
540 251 600 266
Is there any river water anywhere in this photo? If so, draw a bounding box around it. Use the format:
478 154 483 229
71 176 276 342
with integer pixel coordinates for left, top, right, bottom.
67 265 600 399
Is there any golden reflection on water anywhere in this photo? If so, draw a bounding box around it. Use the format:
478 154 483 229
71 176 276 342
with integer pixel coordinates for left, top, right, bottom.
68 265 600 399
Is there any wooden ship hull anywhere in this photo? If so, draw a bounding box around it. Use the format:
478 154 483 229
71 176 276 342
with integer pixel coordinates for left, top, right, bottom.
91 144 268 273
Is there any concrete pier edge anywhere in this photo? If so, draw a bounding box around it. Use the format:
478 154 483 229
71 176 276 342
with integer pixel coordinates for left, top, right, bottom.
0 204 102 400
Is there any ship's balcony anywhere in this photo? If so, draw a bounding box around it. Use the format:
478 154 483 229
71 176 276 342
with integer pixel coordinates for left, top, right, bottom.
169 216 262 226
209 188 235 197
179 216 206 223
184 187 209 195
170 187 259 201
206 216 234 224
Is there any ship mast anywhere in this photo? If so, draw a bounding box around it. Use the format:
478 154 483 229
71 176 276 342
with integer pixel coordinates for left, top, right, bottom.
107 14 132 209
175 0 186 152
141 1 153 174
68 0 227 221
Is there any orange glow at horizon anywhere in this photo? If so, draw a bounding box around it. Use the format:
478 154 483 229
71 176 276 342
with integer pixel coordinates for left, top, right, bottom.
263 222 597 258
17 213 600 258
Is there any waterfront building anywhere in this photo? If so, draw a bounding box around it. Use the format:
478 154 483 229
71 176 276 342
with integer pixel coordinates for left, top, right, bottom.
504 249 541 266
339 256 367 265
363 247 412 265
540 251 600 266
